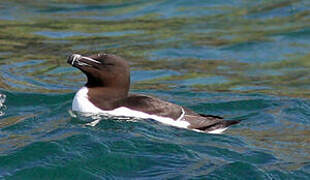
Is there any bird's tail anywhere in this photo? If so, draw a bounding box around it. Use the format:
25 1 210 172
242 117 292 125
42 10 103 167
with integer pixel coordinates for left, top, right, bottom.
196 119 240 131
192 114 241 133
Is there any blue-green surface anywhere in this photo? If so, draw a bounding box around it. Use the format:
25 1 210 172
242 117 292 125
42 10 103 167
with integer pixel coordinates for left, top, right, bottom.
0 0 310 179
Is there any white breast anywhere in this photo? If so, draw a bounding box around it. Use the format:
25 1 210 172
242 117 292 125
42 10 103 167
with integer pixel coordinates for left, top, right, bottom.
72 87 103 113
72 87 189 128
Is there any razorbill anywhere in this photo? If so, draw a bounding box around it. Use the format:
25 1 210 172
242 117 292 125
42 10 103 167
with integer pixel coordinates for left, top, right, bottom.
67 53 239 133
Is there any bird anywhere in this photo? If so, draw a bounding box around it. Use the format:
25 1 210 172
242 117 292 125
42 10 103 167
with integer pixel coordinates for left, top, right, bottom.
67 53 239 133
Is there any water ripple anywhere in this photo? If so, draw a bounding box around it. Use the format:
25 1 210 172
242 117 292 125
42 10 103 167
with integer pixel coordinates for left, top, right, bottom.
0 0 310 179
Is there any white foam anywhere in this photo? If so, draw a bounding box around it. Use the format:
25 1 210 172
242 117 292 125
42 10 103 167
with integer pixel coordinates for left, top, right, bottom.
86 119 101 127
72 87 189 128
0 93 6 116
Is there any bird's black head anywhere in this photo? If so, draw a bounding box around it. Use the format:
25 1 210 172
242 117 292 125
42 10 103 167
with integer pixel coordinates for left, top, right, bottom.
67 53 130 90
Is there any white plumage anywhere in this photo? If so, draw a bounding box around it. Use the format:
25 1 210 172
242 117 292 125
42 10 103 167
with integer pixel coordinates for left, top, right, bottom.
73 87 190 129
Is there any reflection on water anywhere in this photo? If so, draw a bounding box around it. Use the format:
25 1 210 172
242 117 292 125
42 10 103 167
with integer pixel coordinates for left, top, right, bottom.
0 0 309 97
0 0 310 179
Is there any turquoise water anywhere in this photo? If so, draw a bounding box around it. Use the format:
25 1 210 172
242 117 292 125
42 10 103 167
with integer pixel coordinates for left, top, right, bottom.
0 0 310 179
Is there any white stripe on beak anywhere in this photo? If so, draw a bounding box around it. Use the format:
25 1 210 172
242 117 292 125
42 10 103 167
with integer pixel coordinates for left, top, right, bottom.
82 56 101 64
71 54 101 65
71 54 81 65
